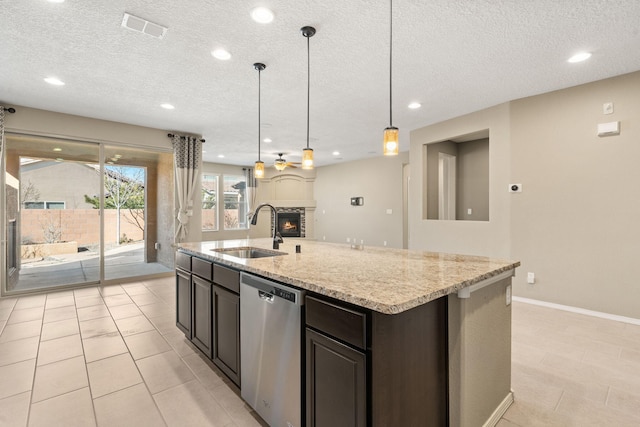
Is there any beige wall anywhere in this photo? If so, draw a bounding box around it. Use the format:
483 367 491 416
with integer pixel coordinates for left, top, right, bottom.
448 277 512 427
410 103 512 257
315 153 408 248
457 138 489 221
510 71 640 318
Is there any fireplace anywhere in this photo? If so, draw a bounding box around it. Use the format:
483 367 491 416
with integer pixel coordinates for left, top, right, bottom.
277 212 301 238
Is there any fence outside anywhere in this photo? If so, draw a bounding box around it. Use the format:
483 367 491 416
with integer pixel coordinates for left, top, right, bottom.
21 209 144 247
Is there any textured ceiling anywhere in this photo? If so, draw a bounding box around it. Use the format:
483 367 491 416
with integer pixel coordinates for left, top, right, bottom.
2 0 640 167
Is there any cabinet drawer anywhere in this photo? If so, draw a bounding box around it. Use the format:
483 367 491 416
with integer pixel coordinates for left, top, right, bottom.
306 296 367 350
213 264 240 294
192 257 213 281
176 251 191 271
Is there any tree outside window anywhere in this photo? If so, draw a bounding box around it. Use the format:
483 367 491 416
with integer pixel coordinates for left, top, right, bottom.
223 175 248 230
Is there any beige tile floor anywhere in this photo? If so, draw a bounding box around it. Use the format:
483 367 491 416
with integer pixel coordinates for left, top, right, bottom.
0 278 639 426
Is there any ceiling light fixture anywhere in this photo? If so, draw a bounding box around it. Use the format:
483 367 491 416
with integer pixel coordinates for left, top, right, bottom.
212 49 231 60
251 7 274 24
44 77 65 86
301 26 316 170
383 0 399 156
47 0 65 3
263 138 272 143
254 62 266 179
53 147 62 152
160 103 175 109
408 102 421 109
568 52 592 63
218 154 225 158
332 151 340 156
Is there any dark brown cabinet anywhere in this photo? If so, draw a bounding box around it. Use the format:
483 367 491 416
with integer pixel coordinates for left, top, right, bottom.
175 251 241 387
306 328 366 427
306 294 449 427
175 252 191 338
212 285 240 385
192 275 212 357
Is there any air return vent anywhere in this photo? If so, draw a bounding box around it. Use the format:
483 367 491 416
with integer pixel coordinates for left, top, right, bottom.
121 13 167 39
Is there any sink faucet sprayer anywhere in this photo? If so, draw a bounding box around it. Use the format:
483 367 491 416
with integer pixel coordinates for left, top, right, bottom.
250 203 283 249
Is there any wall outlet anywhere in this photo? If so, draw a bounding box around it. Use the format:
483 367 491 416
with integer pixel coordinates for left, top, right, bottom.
467 208 472 215
506 284 512 306
154 242 160 250
527 272 535 284
383 241 387 246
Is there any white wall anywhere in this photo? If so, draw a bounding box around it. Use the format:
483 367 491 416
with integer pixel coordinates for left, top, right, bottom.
315 153 409 248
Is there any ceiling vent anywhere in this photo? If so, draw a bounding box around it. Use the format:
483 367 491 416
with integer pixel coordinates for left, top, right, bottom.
121 13 167 39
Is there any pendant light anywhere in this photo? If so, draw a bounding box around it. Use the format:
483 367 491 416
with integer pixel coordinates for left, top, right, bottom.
301 26 316 169
253 62 266 178
383 0 399 156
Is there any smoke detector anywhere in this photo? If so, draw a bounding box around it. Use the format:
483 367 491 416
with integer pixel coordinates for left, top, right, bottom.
121 13 167 39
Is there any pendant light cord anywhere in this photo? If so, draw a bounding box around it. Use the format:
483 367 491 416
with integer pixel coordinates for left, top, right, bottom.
258 68 261 162
389 0 393 128
306 35 311 149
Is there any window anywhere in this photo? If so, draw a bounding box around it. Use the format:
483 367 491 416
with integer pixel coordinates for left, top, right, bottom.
23 201 65 209
202 174 218 231
223 174 249 230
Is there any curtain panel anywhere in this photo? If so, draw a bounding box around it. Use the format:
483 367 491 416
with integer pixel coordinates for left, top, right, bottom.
173 135 202 242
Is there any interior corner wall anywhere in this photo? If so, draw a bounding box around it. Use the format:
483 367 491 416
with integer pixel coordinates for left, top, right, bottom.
409 103 512 258
510 71 640 318
314 152 409 249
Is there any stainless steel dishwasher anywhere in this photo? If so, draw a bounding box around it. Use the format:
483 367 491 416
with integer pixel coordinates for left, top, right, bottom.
240 272 305 427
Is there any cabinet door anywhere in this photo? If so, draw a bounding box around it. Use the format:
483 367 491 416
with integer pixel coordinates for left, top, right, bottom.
192 275 212 357
212 285 240 386
176 269 191 338
306 328 366 427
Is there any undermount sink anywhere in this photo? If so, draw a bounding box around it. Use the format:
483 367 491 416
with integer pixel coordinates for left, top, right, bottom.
212 246 286 259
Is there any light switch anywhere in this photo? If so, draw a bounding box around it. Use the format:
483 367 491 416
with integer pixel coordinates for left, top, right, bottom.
467 208 472 215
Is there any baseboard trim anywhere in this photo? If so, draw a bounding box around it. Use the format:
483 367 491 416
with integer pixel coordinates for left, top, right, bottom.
483 391 514 427
513 296 640 326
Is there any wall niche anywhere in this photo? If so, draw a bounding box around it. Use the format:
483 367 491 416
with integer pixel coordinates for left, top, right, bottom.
425 129 489 221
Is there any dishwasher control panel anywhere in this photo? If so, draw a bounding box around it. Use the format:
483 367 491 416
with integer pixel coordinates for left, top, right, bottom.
274 287 297 303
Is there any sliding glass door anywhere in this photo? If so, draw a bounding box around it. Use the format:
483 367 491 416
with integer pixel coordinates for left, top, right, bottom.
2 134 172 294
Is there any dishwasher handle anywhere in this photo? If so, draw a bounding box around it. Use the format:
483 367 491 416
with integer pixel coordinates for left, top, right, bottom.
258 290 274 302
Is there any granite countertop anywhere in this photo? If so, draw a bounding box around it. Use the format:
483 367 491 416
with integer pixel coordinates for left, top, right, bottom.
177 238 520 314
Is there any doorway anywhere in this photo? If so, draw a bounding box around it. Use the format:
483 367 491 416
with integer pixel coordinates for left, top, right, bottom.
2 134 173 294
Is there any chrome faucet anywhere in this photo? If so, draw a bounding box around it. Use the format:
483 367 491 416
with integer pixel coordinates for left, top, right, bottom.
250 203 283 249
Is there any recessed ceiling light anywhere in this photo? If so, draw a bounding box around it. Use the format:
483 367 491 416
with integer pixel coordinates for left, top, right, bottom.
217 154 225 158
332 151 340 156
263 138 272 143
44 77 65 86
251 7 274 24
53 147 62 152
212 49 231 60
568 52 591 63
160 103 175 109
47 0 65 3
408 102 421 109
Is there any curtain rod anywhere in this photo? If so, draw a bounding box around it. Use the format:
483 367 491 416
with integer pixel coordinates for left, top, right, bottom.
167 133 205 143
1 107 16 113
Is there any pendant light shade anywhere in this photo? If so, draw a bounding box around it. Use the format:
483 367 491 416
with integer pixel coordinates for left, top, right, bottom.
301 26 316 170
253 62 266 178
383 126 399 156
383 0 399 156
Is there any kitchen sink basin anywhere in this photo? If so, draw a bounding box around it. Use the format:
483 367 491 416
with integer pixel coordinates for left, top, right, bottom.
212 246 286 259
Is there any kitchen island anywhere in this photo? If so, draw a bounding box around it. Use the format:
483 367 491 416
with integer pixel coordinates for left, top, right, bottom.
176 238 520 427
